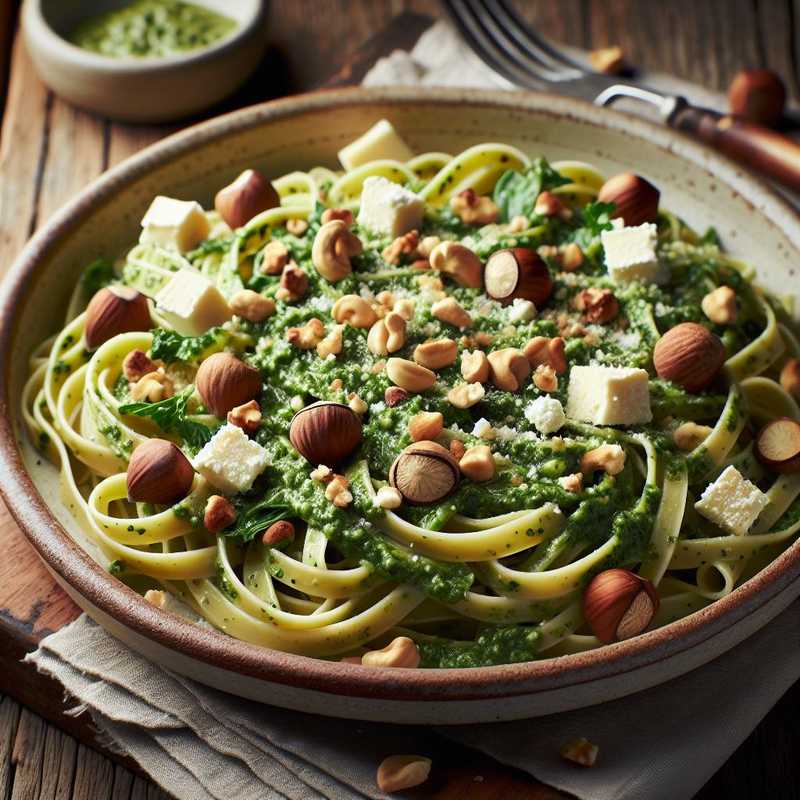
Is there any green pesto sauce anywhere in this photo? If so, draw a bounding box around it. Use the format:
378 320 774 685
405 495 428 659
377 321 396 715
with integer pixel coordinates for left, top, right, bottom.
70 0 237 59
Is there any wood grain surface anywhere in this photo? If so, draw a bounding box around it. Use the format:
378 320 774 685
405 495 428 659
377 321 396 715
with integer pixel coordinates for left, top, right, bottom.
0 1 798 798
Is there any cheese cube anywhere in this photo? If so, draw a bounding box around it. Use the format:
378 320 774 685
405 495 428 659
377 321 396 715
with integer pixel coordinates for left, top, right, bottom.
695 466 769 536
357 176 423 238
566 365 652 426
601 222 668 285
154 269 231 336
140 196 210 253
338 119 414 170
193 424 269 494
524 396 566 434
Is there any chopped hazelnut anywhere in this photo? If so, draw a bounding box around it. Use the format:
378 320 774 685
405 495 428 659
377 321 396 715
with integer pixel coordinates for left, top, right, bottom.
534 191 571 219
507 215 530 233
123 349 158 382
459 445 496 482
409 411 444 442
287 318 325 349
384 386 409 407
780 358 800 400
382 230 420 265
449 188 499 225
449 439 466 461
581 444 626 476
533 364 558 392
374 486 403 509
230 289 276 322
560 242 584 271
325 474 352 507
259 240 290 275
701 285 738 325
348 392 368 415
559 473 583 493
523 336 567 374
286 218 309 236
204 495 236 533
227 399 262 434
574 287 619 324
316 324 344 359
277 263 309 302
673 421 713 451
130 369 173 402
262 520 295 547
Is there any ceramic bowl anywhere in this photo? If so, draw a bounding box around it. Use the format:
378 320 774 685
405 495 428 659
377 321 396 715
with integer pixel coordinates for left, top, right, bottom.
21 0 267 122
1 88 799 725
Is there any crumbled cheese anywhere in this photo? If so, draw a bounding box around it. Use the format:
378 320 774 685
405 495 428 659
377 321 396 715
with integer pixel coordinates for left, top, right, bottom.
472 418 494 439
566 365 652 426
154 269 232 336
525 396 567 434
695 465 770 536
192 424 269 494
601 222 668 285
370 401 387 414
337 119 414 170
140 196 210 253
508 298 537 322
357 176 423 238
493 425 518 442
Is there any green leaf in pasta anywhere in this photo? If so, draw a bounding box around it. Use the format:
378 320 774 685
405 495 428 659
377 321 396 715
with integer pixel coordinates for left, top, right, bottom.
581 200 616 236
492 158 570 221
224 494 294 543
150 327 226 363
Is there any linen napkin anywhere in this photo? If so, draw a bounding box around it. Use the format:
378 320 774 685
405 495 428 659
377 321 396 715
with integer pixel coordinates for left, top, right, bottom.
24 20 800 800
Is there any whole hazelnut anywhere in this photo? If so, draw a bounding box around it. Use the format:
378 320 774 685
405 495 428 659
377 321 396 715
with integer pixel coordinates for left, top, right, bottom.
389 441 459 505
598 173 660 226
653 322 725 393
85 286 151 350
289 401 363 467
195 352 262 417
214 169 280 229
728 69 786 126
583 568 659 643
754 417 800 474
127 439 194 505
484 248 553 307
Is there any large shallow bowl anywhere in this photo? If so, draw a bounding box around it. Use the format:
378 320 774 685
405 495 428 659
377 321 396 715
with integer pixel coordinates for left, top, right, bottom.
1 88 798 725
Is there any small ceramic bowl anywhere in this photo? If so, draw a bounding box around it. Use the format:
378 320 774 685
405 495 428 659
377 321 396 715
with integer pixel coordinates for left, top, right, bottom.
21 0 267 122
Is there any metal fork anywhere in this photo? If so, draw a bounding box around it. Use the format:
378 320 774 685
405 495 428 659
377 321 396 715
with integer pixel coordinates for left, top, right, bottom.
443 0 800 192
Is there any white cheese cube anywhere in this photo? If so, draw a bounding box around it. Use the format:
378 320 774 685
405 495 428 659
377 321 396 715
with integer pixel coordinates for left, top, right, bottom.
524 396 566 434
193 424 269 495
140 196 210 253
357 176 423 238
508 298 537 322
338 119 414 170
566 365 652 426
601 222 668 285
154 269 231 336
695 465 769 536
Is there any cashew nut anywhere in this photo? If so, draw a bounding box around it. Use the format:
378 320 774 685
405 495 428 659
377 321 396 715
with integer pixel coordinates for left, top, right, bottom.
460 349 490 383
332 294 377 328
230 289 276 322
316 324 344 359
367 318 389 357
533 364 558 392
311 220 363 282
428 241 483 288
432 296 472 329
376 755 432 794
487 348 530 392
524 336 567 374
447 382 485 409
367 312 406 356
362 636 420 668
286 318 325 350
386 358 436 393
580 444 626 476
413 338 458 370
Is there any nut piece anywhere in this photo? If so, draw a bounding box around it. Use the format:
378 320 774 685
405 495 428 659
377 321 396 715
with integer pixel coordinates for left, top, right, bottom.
582 568 659 643
533 364 558 393
129 369 173 402
449 188 499 225
389 441 459 504
432 297 472 329
534 191 570 219
374 486 403 509
196 352 262 417
523 336 567 374
461 349 490 383
348 392 368 415
320 207 354 226
277 263 309 302
560 737 599 767
204 495 236 533
386 358 436 394
127 439 194 505
459 445 495 482
123 350 158 382
287 318 325 350
559 473 583 493
286 218 308 236
289 401 363 466
487 348 531 392
317 325 344 359
580 444 626 476
85 286 151 350
574 287 619 324
701 285 737 325
728 69 786 126
325 473 353 508
382 230 419 265
447 382 485 409
227 399 262 434
367 312 406 356
598 172 660 226
428 241 483 288
754 417 800 474
561 242 585 272
409 411 444 442
332 295 378 329
413 338 458 370
215 169 279 229
653 322 725 393
259 241 290 275
673 421 712 451
362 636 421 668
780 358 800 400
262 520 295 547
376 755 432 794
449 439 466 461
484 248 553 307
312 220 363 282
384 386 409 407
589 43 626 74
230 289 276 322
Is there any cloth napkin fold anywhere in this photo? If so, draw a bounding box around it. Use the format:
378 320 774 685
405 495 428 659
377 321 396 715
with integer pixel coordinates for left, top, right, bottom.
23 20 800 800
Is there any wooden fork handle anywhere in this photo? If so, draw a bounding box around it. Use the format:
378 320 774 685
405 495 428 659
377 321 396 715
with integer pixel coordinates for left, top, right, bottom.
669 103 800 192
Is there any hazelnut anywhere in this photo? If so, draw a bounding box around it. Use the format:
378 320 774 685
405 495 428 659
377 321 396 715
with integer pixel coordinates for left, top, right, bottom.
507 215 529 233
534 190 570 219
413 338 458 370
459 445 495 482
449 188 499 225
289 401 362 466
312 220 362 283
653 323 725 393
780 358 800 400
523 336 567 374
230 289 275 322
320 207 354 226
580 444 626 476
376 755 431 794
560 242 584 271
317 325 344 359
196 352 262 417
447 382 485 409
461 349 490 383
325 474 353 508
559 473 583 493
449 439 466 461
227 399 261 434
215 169 279 229
384 386 409 407
560 738 599 767
347 392 368 415
85 286 151 350
583 568 659 643
432 297 472 329
673 421 712 451
127 439 194 505
362 636 420 668
123 349 158 382
287 318 325 350
262 520 295 547
574 287 619 324
754 417 800 474
389 441 459 504
533 364 558 393
598 173 660 226
409 411 443 442
278 263 309 302
417 236 441 258
701 285 737 325
259 241 290 275
382 230 420 265
728 69 786 126
332 295 377 329
484 248 553 307
204 495 236 533
285 218 309 236
385 358 436 394
129 369 173 402
428 241 483 288
487 348 530 392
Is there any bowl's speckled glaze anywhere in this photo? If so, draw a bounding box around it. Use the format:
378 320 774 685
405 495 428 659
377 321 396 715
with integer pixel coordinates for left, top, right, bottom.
1 88 798 724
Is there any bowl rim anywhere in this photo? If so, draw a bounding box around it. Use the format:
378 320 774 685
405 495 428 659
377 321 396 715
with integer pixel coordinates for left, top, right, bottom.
22 0 266 73
1 85 799 703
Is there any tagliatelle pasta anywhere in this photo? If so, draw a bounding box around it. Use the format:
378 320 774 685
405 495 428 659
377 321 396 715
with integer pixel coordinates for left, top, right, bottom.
22 122 800 668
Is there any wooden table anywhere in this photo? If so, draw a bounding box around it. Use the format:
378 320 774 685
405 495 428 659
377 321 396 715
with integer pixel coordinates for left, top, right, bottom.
0 2 798 798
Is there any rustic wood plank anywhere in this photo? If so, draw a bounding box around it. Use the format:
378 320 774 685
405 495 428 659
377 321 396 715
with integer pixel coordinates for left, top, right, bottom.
39 723 78 800
72 743 115 800
10 709 46 800
109 765 134 800
755 0 800 98
0 1 17 124
0 696 21 800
